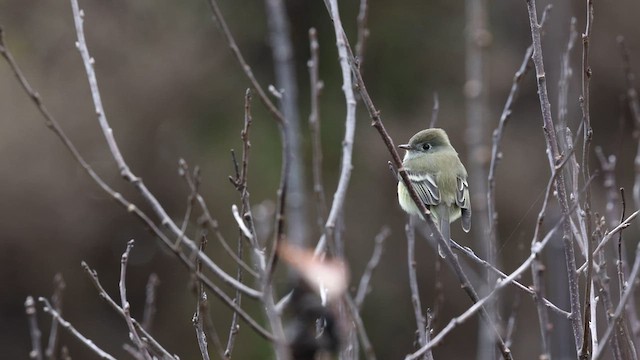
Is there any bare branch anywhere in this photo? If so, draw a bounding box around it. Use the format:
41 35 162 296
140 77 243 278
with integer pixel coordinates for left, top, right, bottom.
39 297 116 360
344 294 377 360
45 273 66 360
593 243 640 359
119 240 152 360
525 0 583 349
578 1 595 356
142 273 159 332
406 219 428 357
25 296 43 360
315 0 358 256
204 0 283 122
193 236 212 360
576 210 640 271
355 226 389 309
69 0 258 299
307 28 327 232
355 0 370 65
447 238 570 318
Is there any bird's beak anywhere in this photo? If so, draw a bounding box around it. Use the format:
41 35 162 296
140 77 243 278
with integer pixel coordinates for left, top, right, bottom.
398 144 411 150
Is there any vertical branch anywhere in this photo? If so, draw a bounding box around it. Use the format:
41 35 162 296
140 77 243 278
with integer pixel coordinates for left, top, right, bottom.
45 273 66 360
355 0 370 64
557 18 578 137
531 245 551 358
579 1 595 357
264 0 308 247
119 240 152 360
315 0 357 255
307 28 327 231
142 273 159 332
406 219 429 358
226 89 254 358
26 296 43 360
525 0 584 350
194 235 212 360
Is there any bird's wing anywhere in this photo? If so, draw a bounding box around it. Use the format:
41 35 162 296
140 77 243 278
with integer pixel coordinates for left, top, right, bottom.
406 170 440 206
456 176 471 232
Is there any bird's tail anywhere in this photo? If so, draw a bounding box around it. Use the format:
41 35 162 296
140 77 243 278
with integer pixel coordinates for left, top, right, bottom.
435 204 450 258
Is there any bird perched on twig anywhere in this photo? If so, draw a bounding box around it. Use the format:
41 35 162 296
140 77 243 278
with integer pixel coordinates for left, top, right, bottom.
397 128 471 257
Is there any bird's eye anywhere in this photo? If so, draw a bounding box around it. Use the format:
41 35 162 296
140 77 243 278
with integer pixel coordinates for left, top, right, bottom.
422 143 431 151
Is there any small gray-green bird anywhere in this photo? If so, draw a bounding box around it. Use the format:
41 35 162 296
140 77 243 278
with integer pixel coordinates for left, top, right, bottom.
397 128 471 257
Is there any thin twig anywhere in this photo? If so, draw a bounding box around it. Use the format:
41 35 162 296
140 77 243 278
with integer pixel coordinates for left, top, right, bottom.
39 298 116 360
232 204 254 241
179 159 259 276
618 188 627 296
580 210 639 260
174 163 199 249
355 226 389 309
314 0 358 257
355 0 370 66
406 219 428 357
307 28 327 232
205 0 283 122
344 294 377 360
194 235 212 360
531 247 551 358
142 273 159 332
447 238 570 317
557 17 578 132
45 273 66 360
119 240 153 360
25 296 43 360
503 295 520 349
431 254 445 327
578 0 595 357
593 243 640 359
201 293 227 360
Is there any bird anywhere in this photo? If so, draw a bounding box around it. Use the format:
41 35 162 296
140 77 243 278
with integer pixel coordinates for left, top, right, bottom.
397 128 471 257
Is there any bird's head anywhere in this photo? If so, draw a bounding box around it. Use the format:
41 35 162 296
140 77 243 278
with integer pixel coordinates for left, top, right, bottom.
399 128 454 160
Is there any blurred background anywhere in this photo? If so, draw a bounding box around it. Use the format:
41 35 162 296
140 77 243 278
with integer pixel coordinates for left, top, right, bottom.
1 0 640 359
